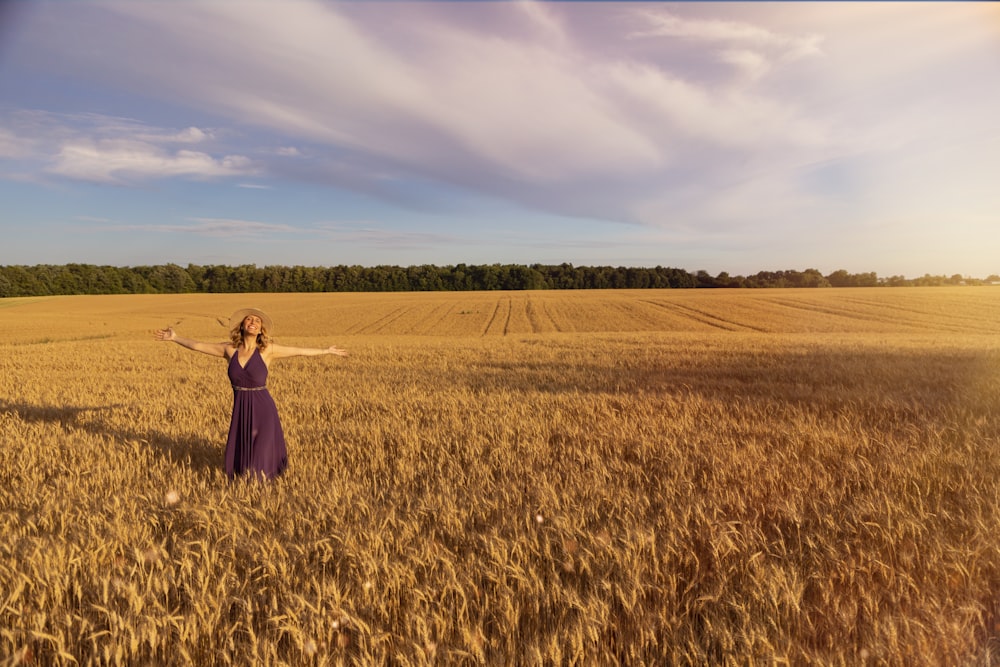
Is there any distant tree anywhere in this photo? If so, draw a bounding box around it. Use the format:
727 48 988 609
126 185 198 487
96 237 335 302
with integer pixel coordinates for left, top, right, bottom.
554 263 582 289
829 269 878 287
913 274 946 287
184 264 207 290
827 269 852 287
0 272 14 297
695 270 716 288
469 264 499 291
92 265 125 293
227 265 260 293
856 272 878 287
505 265 545 290
120 267 154 293
203 265 233 292
797 268 830 288
407 265 443 291
146 263 197 293
745 270 783 288
0 267 24 296
714 271 745 288
339 265 363 291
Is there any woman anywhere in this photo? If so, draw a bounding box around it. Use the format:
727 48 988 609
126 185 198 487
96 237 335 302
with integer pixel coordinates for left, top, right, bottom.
154 308 347 480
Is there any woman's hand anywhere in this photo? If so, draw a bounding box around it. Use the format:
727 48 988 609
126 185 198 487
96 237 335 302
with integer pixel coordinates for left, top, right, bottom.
154 327 176 342
152 328 228 357
326 345 349 357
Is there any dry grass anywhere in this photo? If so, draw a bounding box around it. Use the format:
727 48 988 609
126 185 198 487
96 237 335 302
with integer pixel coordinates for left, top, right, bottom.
1 288 999 665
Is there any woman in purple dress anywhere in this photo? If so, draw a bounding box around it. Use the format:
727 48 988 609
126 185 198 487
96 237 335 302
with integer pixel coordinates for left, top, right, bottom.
154 308 347 480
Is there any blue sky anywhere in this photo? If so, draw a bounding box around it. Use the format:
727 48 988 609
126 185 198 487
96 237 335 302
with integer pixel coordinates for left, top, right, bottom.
1 1 998 277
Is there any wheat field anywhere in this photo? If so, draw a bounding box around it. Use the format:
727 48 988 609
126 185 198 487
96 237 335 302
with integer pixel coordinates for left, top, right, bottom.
2 288 999 665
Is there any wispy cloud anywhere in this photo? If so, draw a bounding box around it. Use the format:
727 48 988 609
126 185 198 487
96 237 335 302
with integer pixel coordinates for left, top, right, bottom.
51 140 254 184
179 218 297 237
315 222 459 249
133 126 212 144
0 127 33 159
628 8 823 59
88 218 298 238
0 109 253 184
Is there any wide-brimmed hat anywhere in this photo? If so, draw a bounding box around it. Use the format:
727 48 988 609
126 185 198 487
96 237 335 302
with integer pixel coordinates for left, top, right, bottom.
229 308 273 332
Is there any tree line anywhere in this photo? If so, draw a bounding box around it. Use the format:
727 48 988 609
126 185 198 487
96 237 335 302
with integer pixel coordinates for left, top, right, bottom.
0 263 996 297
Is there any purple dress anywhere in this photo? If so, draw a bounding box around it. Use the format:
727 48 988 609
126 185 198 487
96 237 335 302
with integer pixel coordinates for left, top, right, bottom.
225 348 287 479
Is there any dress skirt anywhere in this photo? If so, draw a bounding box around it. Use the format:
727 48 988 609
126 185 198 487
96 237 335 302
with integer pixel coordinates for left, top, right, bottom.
224 348 287 479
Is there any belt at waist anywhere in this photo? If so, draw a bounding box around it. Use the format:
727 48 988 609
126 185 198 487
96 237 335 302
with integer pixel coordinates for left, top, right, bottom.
233 385 267 392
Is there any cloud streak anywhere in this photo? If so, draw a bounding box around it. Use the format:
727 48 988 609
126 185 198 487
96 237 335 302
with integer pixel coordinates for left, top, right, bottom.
315 223 461 249
627 8 823 61
93 218 297 238
0 110 255 184
51 141 254 184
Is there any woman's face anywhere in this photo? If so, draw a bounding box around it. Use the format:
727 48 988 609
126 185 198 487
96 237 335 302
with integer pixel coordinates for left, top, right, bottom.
242 315 263 335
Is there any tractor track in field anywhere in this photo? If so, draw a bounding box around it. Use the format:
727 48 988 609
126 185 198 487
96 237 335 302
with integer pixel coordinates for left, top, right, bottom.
354 306 409 335
481 298 513 336
521 297 561 334
764 297 971 333
410 302 452 335
836 295 1000 332
640 300 768 332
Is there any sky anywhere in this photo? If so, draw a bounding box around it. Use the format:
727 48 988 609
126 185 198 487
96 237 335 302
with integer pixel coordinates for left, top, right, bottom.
0 1 998 278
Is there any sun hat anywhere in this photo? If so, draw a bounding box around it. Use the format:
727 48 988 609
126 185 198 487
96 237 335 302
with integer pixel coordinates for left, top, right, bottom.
229 308 273 332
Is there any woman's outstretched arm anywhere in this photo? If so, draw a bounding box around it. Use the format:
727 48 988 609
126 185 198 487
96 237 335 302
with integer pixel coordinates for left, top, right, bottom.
154 327 230 358
266 343 349 361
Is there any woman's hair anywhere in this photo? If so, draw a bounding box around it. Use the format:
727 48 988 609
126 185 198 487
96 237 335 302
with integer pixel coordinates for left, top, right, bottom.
230 323 271 350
